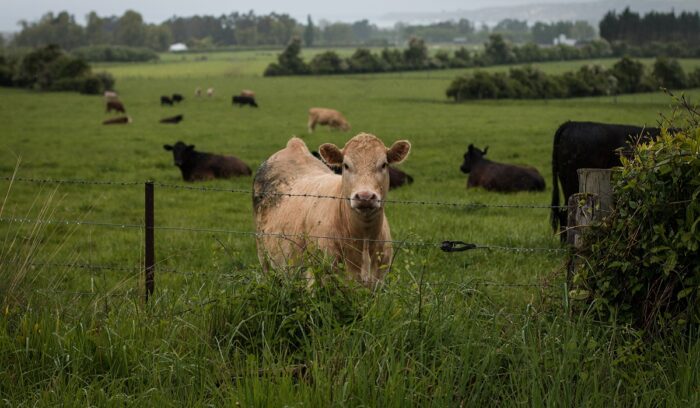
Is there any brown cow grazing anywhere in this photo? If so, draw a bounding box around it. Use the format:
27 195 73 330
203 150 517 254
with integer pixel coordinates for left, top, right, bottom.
102 116 131 125
160 114 183 124
312 150 413 190
461 144 545 192
163 141 251 181
195 87 202 97
106 100 126 114
240 89 255 98
307 108 351 133
253 133 411 286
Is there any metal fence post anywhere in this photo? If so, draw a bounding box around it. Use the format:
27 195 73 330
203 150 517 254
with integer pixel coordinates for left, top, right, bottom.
145 181 155 302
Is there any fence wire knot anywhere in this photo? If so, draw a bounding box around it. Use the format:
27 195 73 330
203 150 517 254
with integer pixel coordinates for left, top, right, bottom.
440 241 477 253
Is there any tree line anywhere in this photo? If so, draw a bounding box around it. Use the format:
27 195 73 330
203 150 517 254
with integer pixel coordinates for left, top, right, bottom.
0 8 617 53
446 56 700 101
0 44 114 94
264 35 626 76
600 7 700 45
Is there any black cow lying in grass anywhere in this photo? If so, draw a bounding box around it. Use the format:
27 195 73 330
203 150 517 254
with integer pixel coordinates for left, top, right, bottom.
551 121 667 236
103 116 131 125
163 141 252 181
160 114 183 124
232 95 258 108
172 93 184 103
311 151 413 190
461 144 545 192
161 96 173 106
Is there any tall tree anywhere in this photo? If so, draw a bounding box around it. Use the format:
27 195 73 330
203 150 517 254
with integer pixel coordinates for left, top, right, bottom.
304 15 315 46
116 10 146 47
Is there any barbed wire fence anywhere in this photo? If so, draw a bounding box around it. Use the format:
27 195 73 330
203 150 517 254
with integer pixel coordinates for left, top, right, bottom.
0 176 570 304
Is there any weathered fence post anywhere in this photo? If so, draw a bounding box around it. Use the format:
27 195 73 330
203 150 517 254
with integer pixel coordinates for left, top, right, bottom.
566 169 613 287
145 181 155 302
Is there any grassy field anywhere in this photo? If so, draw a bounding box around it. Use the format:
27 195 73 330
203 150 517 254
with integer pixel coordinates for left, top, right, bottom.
1 53 699 405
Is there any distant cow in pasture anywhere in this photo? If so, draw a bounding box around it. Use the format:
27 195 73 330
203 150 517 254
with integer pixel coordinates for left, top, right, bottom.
160 114 184 124
195 87 202 97
253 133 411 285
102 116 131 125
551 121 667 237
307 108 350 133
161 96 173 106
461 144 545 193
312 150 413 190
207 88 214 97
232 95 258 107
103 91 118 101
106 100 126 114
163 141 251 181
240 89 255 98
172 93 184 103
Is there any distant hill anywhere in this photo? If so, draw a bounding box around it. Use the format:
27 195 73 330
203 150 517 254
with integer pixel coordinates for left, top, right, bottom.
380 0 700 26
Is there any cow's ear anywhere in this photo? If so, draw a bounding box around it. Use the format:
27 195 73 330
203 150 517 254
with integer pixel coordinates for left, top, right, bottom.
163 144 173 151
387 140 411 164
319 143 343 165
187 144 195 151
468 144 474 152
483 146 489 155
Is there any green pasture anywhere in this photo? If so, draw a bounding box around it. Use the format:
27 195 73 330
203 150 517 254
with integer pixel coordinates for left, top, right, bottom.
1 54 699 405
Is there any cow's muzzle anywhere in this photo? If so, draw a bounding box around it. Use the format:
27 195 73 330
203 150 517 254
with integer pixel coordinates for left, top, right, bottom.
351 191 380 212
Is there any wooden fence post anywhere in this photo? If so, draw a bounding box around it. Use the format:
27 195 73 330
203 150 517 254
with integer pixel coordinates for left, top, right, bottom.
566 169 613 287
145 181 155 302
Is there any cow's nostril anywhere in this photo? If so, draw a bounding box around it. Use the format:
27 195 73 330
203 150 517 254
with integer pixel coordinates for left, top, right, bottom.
354 191 377 201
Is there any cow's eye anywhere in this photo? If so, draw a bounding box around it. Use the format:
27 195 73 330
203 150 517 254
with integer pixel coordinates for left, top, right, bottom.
381 162 388 169
343 163 349 170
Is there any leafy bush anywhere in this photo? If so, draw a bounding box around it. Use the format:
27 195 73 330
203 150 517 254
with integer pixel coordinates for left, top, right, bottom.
309 51 346 74
447 57 694 101
347 48 385 73
611 56 648 93
652 57 688 89
689 68 700 88
263 37 309 76
579 100 700 335
4 44 115 94
72 45 158 62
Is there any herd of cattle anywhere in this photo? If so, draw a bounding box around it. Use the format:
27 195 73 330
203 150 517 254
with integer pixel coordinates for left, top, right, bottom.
100 87 667 285
102 87 260 126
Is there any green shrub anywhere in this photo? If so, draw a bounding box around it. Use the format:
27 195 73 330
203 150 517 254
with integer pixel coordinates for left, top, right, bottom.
72 45 159 62
579 103 700 335
611 56 647 93
347 48 385 73
263 37 309 76
309 51 346 74
94 71 115 92
689 68 700 88
652 57 688 90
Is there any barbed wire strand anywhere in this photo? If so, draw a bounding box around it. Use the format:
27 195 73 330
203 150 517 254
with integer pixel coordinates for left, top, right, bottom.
0 216 566 253
0 176 568 210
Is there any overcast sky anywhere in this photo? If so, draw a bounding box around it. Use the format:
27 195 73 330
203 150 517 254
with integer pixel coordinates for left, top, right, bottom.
1 0 588 31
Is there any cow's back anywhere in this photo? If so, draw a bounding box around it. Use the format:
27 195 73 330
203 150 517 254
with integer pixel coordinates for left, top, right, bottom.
253 138 343 269
555 121 656 197
471 161 544 192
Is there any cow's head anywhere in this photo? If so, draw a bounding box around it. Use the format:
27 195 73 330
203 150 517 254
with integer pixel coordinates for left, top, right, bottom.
338 120 351 132
319 133 410 216
460 144 488 174
163 141 194 167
